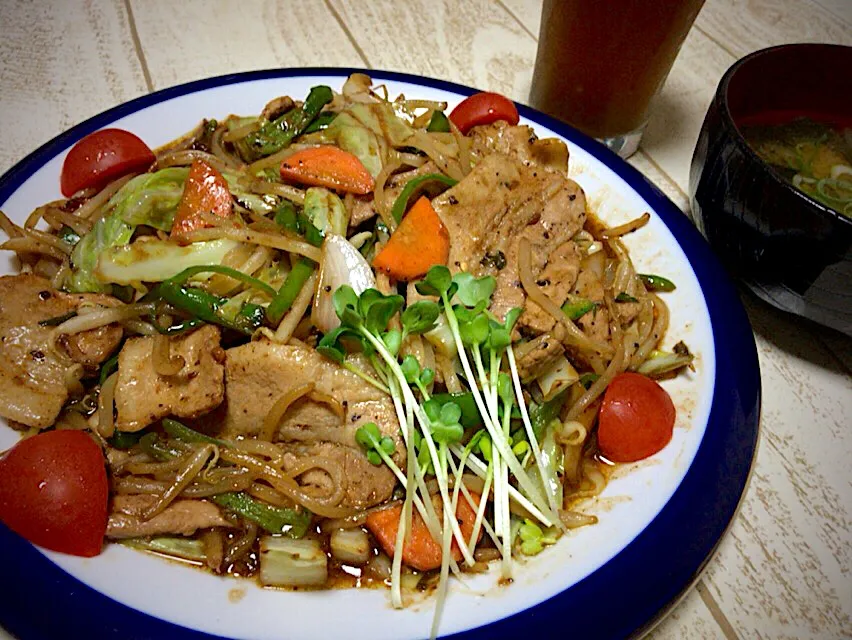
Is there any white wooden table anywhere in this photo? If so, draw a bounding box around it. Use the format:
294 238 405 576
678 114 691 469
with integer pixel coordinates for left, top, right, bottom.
1 1 850 638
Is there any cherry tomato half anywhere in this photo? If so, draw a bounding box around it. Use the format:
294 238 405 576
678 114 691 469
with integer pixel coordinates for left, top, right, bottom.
597 372 676 463
0 430 108 557
60 128 155 197
449 92 520 135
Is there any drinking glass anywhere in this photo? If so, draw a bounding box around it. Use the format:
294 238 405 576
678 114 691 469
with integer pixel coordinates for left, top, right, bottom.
529 0 705 158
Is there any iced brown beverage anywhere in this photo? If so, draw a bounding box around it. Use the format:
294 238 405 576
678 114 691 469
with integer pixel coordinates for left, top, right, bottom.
530 0 704 157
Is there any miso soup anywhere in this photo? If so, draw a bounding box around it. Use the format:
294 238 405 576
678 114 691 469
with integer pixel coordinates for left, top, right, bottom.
741 117 852 218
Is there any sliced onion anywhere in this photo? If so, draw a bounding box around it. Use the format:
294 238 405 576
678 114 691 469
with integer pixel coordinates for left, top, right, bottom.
312 233 376 333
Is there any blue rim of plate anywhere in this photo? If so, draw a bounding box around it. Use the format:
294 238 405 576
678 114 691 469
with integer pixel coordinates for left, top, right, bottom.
0 67 760 640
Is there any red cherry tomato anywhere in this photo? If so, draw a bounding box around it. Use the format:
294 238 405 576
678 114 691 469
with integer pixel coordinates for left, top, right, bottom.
449 92 520 135
0 430 108 557
598 372 676 463
60 128 155 197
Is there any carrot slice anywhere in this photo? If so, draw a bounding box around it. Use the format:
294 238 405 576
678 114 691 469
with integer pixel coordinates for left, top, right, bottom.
170 159 233 245
366 493 481 572
279 146 374 195
372 196 450 281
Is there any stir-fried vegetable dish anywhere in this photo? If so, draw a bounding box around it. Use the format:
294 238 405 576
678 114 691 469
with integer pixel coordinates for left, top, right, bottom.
0 74 694 635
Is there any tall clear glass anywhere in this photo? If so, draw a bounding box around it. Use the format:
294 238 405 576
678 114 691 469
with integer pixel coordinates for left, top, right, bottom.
529 0 705 158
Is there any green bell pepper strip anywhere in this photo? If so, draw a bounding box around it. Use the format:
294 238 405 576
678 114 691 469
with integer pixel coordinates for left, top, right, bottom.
561 298 597 320
578 372 600 389
615 292 639 303
166 265 277 299
38 311 77 327
426 110 451 133
157 283 265 335
138 424 311 538
529 390 568 439
266 258 315 325
99 353 120 385
210 492 310 538
638 273 676 292
58 225 81 246
162 418 226 446
109 430 144 449
149 316 205 336
138 433 183 461
156 420 310 537
274 201 324 248
243 85 334 158
391 173 458 223
303 111 337 134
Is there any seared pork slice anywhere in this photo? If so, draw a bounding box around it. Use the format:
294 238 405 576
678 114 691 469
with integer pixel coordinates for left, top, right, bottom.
519 240 583 334
222 341 402 508
0 275 123 428
107 494 232 538
432 153 586 322
114 324 225 432
515 333 565 382
349 196 377 227
469 121 569 174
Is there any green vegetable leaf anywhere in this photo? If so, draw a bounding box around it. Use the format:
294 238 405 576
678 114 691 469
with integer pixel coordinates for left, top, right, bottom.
99 353 119 385
518 518 558 556
355 422 382 449
423 398 464 444
415 265 457 299
497 372 514 407
317 326 353 363
381 329 402 356
459 313 489 346
400 354 421 384
477 433 493 463
303 187 348 236
453 273 496 308
109 429 143 450
67 212 134 293
273 200 299 233
401 300 440 336
430 392 480 429
332 285 362 328
358 288 403 334
355 422 395 467
111 167 189 230
267 257 315 325
439 402 462 426
96 237 241 287
419 367 435 387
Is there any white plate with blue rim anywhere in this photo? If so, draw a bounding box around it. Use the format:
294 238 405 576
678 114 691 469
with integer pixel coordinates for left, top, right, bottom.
0 69 760 640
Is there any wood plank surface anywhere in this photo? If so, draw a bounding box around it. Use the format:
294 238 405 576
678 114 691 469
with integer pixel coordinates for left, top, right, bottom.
0 0 148 175
127 0 365 89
